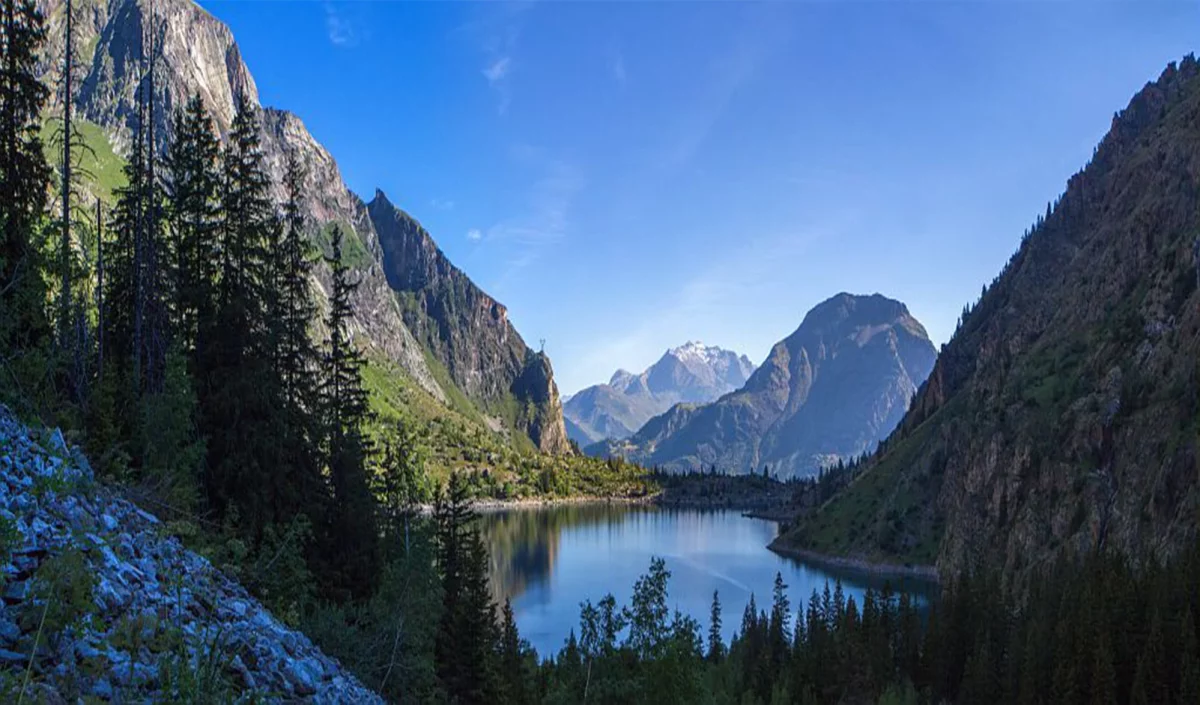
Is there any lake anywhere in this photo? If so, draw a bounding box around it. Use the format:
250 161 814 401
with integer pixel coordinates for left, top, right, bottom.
479 503 936 658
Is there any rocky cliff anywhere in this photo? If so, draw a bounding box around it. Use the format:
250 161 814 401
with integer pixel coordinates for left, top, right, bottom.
600 294 936 478
35 0 574 449
0 407 381 702
564 342 755 445
369 191 571 454
774 57 1200 580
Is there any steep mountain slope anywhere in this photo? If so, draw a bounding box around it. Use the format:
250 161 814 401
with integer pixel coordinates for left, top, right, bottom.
600 294 936 478
34 0 572 453
368 191 571 454
564 342 755 445
774 57 1200 578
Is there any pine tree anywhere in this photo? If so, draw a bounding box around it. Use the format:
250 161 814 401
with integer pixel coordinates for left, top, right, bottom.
498 599 529 704
277 152 318 411
434 472 500 703
708 590 725 662
0 0 51 354
164 94 220 358
321 223 378 595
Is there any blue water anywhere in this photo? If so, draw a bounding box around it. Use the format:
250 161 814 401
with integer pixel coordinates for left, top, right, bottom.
479 504 934 659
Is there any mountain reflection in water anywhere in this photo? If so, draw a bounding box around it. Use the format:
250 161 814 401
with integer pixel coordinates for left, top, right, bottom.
478 504 935 659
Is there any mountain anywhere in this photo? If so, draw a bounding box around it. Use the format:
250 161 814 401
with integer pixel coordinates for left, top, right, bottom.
35 0 570 454
369 191 570 453
597 294 937 478
773 56 1200 579
563 342 755 445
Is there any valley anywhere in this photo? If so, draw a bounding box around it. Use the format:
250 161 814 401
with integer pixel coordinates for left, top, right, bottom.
0 0 1196 703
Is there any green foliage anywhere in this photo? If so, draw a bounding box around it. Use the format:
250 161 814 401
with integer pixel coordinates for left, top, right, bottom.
156 628 252 704
23 547 96 639
39 117 126 203
312 219 371 269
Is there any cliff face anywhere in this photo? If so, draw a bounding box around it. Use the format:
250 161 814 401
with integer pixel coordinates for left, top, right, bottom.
601 294 936 478
368 191 572 454
35 0 576 449
776 57 1200 579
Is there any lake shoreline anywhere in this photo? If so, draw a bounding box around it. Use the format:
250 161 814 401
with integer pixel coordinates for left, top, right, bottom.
767 540 940 582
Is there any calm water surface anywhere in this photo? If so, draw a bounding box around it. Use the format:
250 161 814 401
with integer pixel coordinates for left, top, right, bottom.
480 504 935 658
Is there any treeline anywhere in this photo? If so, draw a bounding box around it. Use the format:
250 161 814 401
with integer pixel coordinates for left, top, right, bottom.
518 541 1200 705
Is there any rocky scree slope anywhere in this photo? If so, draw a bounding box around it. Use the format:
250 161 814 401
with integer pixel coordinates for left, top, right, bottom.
564 342 755 445
0 407 381 702
599 294 936 478
36 0 575 452
774 57 1200 581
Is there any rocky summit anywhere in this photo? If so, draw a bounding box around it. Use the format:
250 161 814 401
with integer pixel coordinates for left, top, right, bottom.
598 294 937 478
564 342 755 445
0 408 380 702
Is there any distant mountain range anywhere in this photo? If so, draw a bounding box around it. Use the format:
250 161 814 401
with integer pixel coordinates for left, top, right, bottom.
563 342 755 445
593 294 937 478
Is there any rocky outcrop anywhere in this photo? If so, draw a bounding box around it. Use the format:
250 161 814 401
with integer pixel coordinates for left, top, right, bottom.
600 294 936 478
0 407 381 702
565 342 755 445
776 56 1200 581
369 190 573 454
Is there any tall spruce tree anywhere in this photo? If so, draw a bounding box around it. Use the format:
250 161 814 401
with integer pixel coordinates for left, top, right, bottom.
164 94 221 358
434 472 501 703
321 224 378 596
0 0 51 357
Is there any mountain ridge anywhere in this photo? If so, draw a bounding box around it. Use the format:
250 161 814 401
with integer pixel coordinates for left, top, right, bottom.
563 342 755 445
598 293 937 478
35 0 572 453
774 56 1200 579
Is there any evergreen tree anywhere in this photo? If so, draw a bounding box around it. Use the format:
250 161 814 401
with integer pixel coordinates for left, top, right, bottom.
434 472 500 703
321 223 378 595
164 94 220 358
0 0 51 368
708 589 725 662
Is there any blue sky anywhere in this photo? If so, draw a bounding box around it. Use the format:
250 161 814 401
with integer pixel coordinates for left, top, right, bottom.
204 0 1198 394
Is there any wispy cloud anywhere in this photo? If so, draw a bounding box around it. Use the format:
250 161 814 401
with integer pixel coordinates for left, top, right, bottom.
323 2 358 48
430 198 456 211
483 56 511 85
464 2 535 114
466 228 483 241
612 48 627 87
481 145 584 289
562 223 835 394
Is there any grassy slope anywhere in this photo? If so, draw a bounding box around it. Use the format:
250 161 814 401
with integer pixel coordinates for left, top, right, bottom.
41 118 127 204
362 357 653 500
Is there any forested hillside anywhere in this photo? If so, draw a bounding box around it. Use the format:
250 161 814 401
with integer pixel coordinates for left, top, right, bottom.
775 57 1200 580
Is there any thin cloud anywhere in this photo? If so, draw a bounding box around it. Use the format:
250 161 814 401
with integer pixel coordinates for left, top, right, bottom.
612 49 627 87
483 56 511 85
324 2 357 48
483 145 584 290
467 228 483 241
430 198 456 211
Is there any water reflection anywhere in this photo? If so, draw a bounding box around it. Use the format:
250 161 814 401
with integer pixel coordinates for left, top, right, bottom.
479 504 935 659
